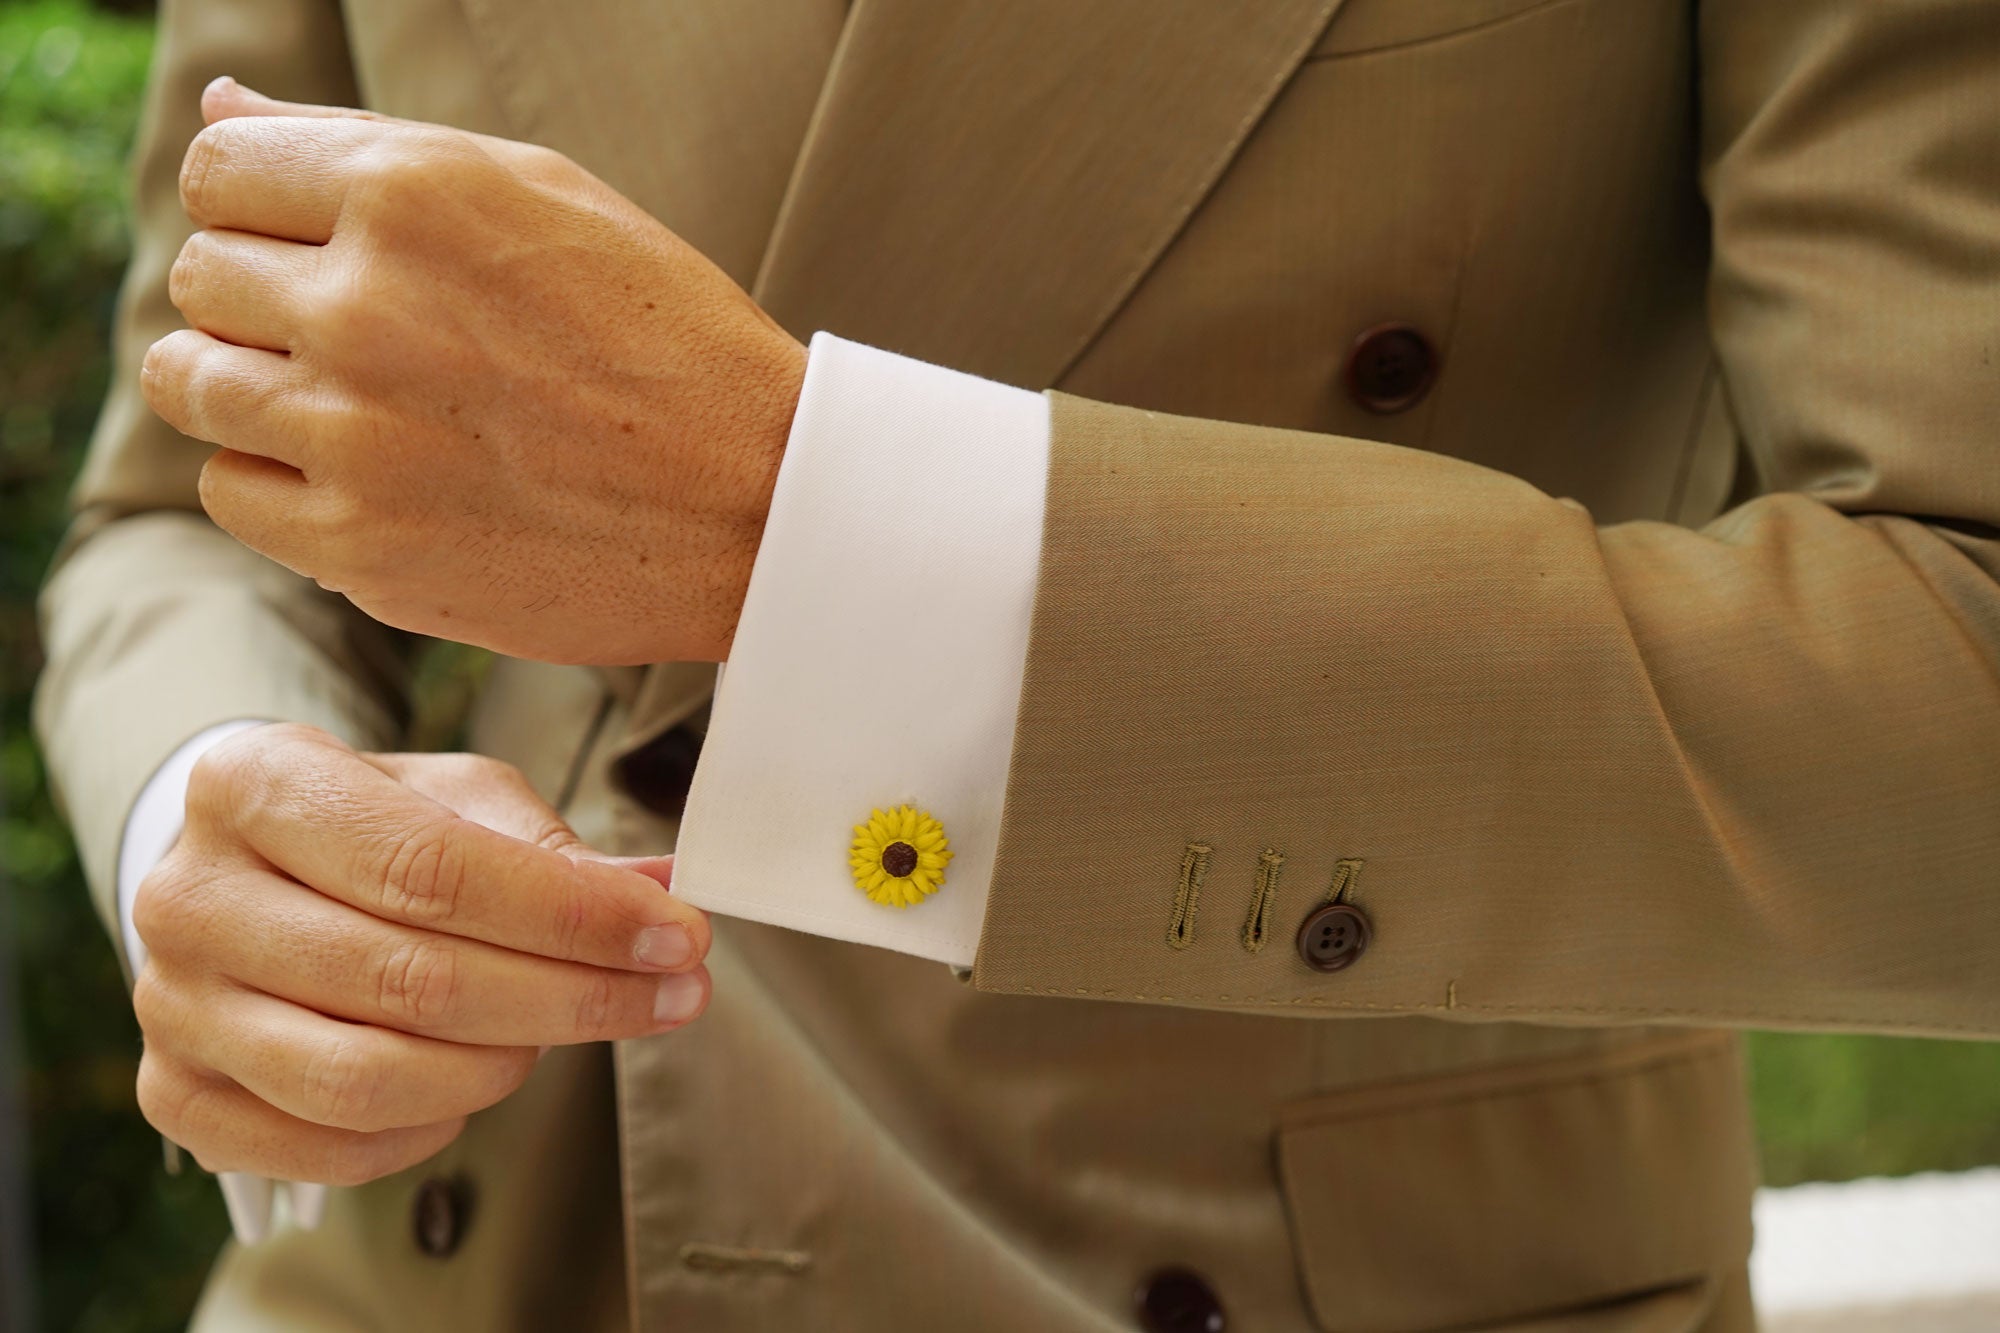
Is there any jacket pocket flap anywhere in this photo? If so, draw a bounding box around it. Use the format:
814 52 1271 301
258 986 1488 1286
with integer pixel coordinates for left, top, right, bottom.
1276 1032 1754 1333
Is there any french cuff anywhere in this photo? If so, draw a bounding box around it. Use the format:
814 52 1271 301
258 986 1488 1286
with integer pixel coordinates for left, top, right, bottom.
671 333 1050 968
117 719 268 975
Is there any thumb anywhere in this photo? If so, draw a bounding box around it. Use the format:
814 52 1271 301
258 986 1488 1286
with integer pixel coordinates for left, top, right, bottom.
201 75 390 127
580 853 677 893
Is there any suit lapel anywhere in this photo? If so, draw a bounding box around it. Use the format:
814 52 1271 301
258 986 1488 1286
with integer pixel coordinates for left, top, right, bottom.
454 0 1345 385
754 0 1346 388
452 0 847 288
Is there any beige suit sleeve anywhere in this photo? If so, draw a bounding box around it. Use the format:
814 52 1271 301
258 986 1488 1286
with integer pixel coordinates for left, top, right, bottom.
34 0 406 956
972 0 2000 1038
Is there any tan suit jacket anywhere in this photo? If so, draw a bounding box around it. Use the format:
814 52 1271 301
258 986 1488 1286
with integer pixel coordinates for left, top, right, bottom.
37 0 2000 1328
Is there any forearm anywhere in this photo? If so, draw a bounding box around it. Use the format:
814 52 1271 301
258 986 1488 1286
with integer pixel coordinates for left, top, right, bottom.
968 394 2000 1036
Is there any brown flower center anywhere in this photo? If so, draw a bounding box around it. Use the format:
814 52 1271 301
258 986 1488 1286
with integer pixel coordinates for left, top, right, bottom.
881 841 919 878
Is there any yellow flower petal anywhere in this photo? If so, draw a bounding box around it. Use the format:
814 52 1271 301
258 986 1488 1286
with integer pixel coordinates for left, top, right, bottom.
850 804 949 906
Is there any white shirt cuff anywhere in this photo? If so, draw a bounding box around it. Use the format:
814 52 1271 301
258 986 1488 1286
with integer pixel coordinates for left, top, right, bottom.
671 333 1051 967
117 719 267 973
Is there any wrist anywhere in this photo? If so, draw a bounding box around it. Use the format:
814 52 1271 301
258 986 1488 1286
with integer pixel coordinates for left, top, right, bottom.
732 331 808 534
691 330 807 661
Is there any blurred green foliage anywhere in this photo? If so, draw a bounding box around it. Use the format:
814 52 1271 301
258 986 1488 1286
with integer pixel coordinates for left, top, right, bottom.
1749 1031 2000 1186
3 5 238 1332
0 1 1997 1330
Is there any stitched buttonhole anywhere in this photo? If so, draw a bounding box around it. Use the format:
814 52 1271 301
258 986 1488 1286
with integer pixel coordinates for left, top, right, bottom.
1168 842 1212 950
1327 857 1364 904
1242 848 1285 952
678 1242 813 1276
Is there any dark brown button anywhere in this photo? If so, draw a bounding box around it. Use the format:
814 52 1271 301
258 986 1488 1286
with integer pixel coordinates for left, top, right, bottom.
611 723 703 819
1135 1266 1226 1333
1296 902 1371 973
1345 323 1437 413
412 1176 469 1259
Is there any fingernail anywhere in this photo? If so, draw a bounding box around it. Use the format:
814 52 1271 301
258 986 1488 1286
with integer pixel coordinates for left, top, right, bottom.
287 1181 329 1231
204 75 237 98
219 1172 274 1245
653 972 706 1027
634 924 693 970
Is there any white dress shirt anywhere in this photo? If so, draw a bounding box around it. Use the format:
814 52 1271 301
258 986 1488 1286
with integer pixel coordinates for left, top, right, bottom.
117 335 1051 1237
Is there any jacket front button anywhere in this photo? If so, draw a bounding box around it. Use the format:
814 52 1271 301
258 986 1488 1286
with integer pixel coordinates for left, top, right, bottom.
1345 323 1437 413
1135 1265 1226 1333
412 1176 468 1259
1296 902 1372 973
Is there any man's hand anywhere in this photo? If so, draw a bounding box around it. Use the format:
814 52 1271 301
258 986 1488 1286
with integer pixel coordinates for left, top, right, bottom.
130 723 712 1186
143 79 807 665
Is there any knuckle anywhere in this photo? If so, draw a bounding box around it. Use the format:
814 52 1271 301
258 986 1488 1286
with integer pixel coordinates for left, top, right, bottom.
526 814 580 854
196 451 238 528
549 892 586 960
156 325 206 360
310 483 378 565
353 137 437 217
258 720 338 757
167 233 208 311
571 969 621 1038
488 1047 539 1102
139 336 168 386
443 754 576 851
315 1136 395 1188
188 727 280 823
142 328 202 409
312 274 384 345
508 141 574 186
186 734 248 806
318 1121 456 1188
132 1054 173 1128
299 1034 388 1130
511 140 564 171
375 937 461 1030
134 1052 200 1140
131 864 201 957
129 873 172 949
179 126 226 220
444 751 513 783
160 335 224 436
253 722 343 782
379 823 467 925
129 966 170 1034
351 130 492 229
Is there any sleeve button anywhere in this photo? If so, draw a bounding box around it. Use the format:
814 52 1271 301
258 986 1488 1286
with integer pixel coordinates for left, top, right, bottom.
1296 902 1372 973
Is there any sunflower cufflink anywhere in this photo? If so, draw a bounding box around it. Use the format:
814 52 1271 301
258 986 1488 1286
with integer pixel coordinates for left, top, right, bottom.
850 805 952 908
